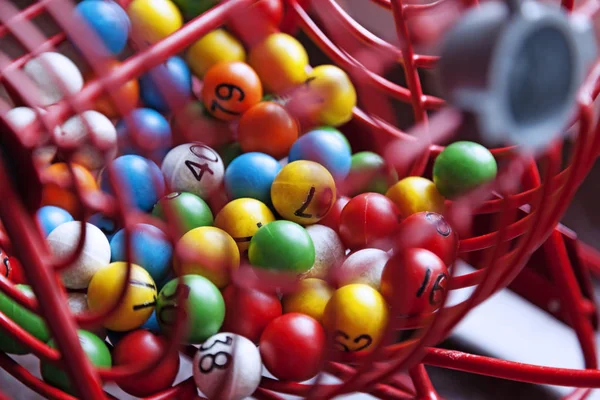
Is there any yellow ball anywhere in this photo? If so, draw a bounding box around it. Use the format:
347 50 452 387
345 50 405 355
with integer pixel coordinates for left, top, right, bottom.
187 29 246 78
282 278 333 323
386 176 445 218
248 33 309 93
214 198 275 254
87 262 157 332
323 284 388 353
305 65 356 127
127 0 182 45
271 161 336 225
174 227 240 288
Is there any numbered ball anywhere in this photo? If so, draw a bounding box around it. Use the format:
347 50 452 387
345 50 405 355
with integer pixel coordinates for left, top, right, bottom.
187 29 246 78
152 192 214 237
161 143 224 199
139 56 192 113
23 52 83 106
127 0 182 44
318 195 350 233
116 108 172 160
225 152 281 204
92 61 140 118
394 212 459 266
41 162 98 216
202 61 262 121
381 248 448 316
214 198 276 254
260 313 325 381
0 250 25 284
36 205 74 237
301 225 345 280
193 333 262 400
89 212 120 241
75 0 130 55
336 248 390 289
156 275 225 343
386 177 445 218
339 193 400 251
282 278 333 323
114 330 180 397
46 222 111 289
323 284 388 353
433 141 497 199
347 151 398 196
271 160 336 225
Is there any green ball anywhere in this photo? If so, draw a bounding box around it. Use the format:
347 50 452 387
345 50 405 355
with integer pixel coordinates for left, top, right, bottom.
172 0 216 20
347 151 398 196
152 192 213 236
156 275 225 343
248 220 315 273
0 285 50 354
218 142 243 168
41 330 111 395
433 141 497 199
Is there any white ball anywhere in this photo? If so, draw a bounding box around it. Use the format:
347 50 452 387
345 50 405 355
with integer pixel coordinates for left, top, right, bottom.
301 224 346 280
336 248 390 289
67 292 107 338
60 110 117 169
161 143 224 199
23 52 84 106
46 222 111 289
5 107 58 165
193 333 262 400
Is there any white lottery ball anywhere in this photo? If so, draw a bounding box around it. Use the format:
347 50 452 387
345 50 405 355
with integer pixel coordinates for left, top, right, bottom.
46 221 111 289
5 107 58 165
336 248 390 289
23 52 84 106
193 332 262 400
300 224 345 280
67 292 106 337
161 143 224 199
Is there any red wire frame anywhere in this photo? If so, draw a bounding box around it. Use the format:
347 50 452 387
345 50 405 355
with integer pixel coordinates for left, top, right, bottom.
0 0 598 398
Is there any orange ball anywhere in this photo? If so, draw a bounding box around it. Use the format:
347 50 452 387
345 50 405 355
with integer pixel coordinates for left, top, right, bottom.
238 102 298 159
88 62 140 118
201 61 262 121
41 163 98 216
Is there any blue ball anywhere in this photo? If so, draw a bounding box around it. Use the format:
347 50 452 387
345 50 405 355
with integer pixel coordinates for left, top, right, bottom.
139 56 192 113
36 206 74 237
107 311 160 345
88 213 120 241
101 155 165 212
288 127 352 181
116 108 172 160
75 0 130 55
224 152 281 204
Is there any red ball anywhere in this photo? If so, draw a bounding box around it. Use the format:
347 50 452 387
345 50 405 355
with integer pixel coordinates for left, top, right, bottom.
393 212 459 266
0 248 25 284
259 313 325 381
222 285 282 343
113 330 180 397
381 248 448 316
339 193 400 250
228 0 283 41
318 196 350 234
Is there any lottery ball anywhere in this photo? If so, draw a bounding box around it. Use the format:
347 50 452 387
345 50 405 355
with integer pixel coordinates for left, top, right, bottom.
347 151 398 196
0 285 49 354
5 107 57 165
114 330 180 397
110 224 173 283
156 275 225 343
248 33 309 93
41 330 111 395
46 221 111 289
174 227 239 288
139 56 192 113
271 161 336 225
386 177 445 218
318 195 350 233
301 224 345 280
187 29 246 78
193 333 262 400
394 211 459 266
152 192 213 237
259 313 325 381
116 108 172 160
41 162 98 216
161 143 224 199
66 293 106 338
127 0 182 44
88 212 120 241
432 141 497 199
0 250 25 284
214 198 276 254
225 152 281 204
237 101 299 159
381 248 448 316
202 61 263 120
101 155 165 212
323 284 388 353
289 127 352 182
91 61 140 118
339 193 400 251
36 205 74 237
75 0 130 55
222 285 281 343
282 278 333 323
249 220 315 274
227 0 283 39
87 262 157 331
23 52 83 106
336 248 390 290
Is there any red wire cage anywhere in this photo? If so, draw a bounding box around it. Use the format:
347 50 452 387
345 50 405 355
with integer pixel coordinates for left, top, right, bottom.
1 0 600 398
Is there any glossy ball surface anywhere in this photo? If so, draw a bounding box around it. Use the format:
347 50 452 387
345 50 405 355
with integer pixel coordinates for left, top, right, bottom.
386 176 445 218
92 61 140 118
116 108 172 160
259 313 325 381
227 0 283 39
127 0 182 44
432 141 497 199
282 278 333 323
347 151 398 196
139 56 192 113
75 0 130 55
41 162 98 216
301 224 345 280
336 248 389 289
23 52 83 106
187 29 246 78
225 152 281 204
318 195 350 233
152 192 213 237
303 65 356 127
36 205 74 237
0 251 25 284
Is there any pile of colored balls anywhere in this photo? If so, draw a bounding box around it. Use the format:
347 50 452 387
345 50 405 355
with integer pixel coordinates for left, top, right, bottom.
0 0 500 397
